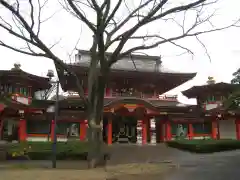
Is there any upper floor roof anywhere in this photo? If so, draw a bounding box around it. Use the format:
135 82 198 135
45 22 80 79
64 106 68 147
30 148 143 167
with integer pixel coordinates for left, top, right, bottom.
56 50 196 93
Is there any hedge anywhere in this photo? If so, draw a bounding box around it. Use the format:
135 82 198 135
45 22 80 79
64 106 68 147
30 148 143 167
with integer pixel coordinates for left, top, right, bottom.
6 141 92 160
166 139 240 153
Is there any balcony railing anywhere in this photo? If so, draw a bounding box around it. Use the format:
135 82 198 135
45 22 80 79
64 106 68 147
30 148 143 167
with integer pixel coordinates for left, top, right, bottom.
68 90 177 101
111 92 177 100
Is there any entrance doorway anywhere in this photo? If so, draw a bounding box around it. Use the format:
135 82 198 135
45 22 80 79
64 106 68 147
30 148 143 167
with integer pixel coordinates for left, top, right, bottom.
1 120 19 141
103 116 137 144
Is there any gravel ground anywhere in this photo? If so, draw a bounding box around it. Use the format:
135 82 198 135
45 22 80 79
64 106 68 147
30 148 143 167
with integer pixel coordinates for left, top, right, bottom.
0 163 173 180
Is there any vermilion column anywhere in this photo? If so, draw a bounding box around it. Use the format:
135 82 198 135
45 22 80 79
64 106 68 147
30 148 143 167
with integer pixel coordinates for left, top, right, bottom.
84 88 88 96
105 88 111 97
188 123 194 140
165 121 172 141
51 120 55 141
211 119 217 139
107 117 112 145
19 119 27 141
80 120 87 141
235 119 240 140
142 118 147 145
159 121 164 142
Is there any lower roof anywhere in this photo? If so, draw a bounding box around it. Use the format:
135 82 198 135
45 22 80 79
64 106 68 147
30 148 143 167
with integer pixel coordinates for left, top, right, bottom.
182 82 240 98
0 69 51 91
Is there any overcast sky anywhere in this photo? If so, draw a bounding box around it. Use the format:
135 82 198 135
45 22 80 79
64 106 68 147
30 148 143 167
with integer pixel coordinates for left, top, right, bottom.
0 0 239 104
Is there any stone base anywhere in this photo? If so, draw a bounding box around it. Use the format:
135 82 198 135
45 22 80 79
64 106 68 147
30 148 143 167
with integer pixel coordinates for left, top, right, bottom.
0 150 7 161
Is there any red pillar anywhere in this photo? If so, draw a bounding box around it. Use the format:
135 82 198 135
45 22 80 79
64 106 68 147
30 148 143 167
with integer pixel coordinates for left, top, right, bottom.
105 88 111 97
159 121 164 142
235 119 240 140
211 118 217 139
18 119 27 141
107 117 112 145
51 120 55 141
188 123 193 140
165 121 172 141
80 120 87 141
142 118 147 145
84 88 88 96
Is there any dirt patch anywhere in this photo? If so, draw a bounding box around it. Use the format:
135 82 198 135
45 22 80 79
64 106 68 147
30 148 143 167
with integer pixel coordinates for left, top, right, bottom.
0 163 175 180
107 163 170 175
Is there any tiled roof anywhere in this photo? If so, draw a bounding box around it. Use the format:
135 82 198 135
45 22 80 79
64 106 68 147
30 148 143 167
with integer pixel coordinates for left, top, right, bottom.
73 50 185 73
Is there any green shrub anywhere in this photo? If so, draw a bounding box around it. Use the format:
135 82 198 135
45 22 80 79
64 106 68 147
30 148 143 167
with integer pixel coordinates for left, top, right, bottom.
7 141 89 160
166 139 240 153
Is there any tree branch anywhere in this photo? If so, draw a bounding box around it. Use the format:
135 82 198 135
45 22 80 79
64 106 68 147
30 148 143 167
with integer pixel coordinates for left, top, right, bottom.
119 21 239 59
0 40 44 56
104 0 122 28
0 0 88 106
107 0 211 66
66 0 96 33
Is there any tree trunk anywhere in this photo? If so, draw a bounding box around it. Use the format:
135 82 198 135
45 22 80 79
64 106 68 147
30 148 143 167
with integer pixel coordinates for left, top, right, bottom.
0 119 3 140
87 74 107 168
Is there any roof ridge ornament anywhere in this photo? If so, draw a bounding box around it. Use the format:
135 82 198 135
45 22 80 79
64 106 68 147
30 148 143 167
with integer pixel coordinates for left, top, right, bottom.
154 55 161 72
207 76 215 85
11 62 21 70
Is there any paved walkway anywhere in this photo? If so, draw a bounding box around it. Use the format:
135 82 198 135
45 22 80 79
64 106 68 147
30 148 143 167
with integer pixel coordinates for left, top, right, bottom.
1 144 240 179
164 150 240 180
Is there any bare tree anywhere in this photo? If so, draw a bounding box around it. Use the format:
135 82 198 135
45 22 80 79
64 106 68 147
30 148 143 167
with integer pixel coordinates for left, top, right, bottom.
38 83 57 100
36 83 57 141
0 0 239 168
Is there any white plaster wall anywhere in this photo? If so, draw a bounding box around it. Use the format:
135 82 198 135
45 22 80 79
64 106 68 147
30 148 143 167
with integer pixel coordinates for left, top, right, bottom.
219 119 236 139
7 120 14 135
26 137 68 142
192 136 211 140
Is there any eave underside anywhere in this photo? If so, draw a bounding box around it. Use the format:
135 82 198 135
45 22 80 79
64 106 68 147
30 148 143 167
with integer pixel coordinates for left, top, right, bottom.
59 65 196 93
0 70 51 90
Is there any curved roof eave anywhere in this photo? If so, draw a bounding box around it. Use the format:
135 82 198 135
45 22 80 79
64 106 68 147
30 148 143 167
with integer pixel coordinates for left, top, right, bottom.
0 70 51 90
182 82 240 98
57 97 194 113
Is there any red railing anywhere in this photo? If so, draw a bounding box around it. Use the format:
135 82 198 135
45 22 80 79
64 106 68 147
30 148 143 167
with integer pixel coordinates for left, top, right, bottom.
68 90 178 101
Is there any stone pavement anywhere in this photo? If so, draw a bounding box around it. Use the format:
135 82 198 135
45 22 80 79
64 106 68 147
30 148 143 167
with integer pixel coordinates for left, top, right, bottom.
163 150 240 180
0 163 172 180
1 144 240 180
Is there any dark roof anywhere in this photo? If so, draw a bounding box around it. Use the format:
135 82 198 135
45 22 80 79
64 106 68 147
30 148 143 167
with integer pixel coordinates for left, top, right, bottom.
75 50 189 73
60 66 196 93
182 82 240 98
68 64 196 77
78 49 161 61
59 64 196 93
55 50 196 92
0 69 51 90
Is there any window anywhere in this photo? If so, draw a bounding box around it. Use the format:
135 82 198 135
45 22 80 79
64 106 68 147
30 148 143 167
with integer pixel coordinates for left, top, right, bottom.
193 122 212 134
28 87 32 96
19 87 27 96
8 86 12 93
203 122 212 133
26 120 50 134
4 85 8 93
56 122 80 137
171 123 188 136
